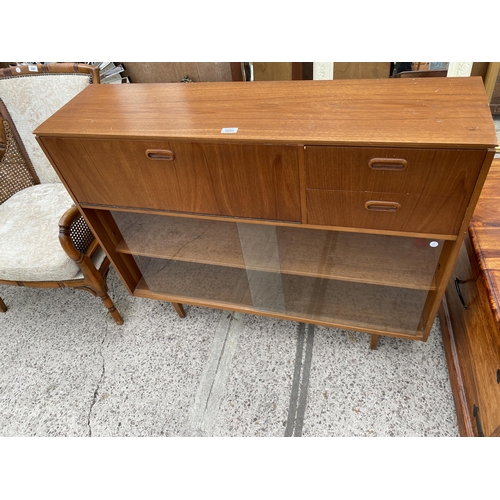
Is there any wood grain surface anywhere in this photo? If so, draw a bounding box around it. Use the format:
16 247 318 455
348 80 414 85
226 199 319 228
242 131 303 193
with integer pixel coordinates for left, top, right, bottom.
333 62 391 80
34 78 498 148
441 159 500 436
40 138 301 222
441 239 483 436
306 189 467 235
469 159 500 322
120 62 234 83
253 62 292 81
444 239 500 436
304 146 485 196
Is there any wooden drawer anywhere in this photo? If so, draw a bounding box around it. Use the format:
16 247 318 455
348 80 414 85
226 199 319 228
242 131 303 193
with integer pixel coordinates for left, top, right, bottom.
304 146 485 197
306 189 466 235
444 236 500 437
40 137 301 222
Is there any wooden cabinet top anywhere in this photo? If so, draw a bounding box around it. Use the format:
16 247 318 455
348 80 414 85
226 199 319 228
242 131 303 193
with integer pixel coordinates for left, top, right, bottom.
34 77 498 149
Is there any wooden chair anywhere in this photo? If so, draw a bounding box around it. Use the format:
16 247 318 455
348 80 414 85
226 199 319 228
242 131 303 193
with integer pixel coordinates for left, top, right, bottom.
0 63 123 324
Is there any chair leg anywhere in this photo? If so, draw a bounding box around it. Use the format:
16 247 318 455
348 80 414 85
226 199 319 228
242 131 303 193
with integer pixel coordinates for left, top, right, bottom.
171 302 186 318
99 292 123 325
0 296 7 313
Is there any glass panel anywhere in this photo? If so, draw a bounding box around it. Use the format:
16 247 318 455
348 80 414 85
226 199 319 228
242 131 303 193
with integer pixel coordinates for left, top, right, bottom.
280 275 429 336
237 223 286 313
111 210 445 335
134 256 253 307
236 223 442 335
112 211 245 268
297 228 444 290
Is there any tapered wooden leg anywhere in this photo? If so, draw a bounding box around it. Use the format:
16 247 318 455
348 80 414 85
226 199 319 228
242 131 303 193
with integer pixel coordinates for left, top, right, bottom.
100 292 124 325
172 302 186 318
0 296 7 313
370 334 380 350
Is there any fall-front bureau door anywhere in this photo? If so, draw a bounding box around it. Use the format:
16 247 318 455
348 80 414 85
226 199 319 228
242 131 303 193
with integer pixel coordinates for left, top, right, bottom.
40 137 302 222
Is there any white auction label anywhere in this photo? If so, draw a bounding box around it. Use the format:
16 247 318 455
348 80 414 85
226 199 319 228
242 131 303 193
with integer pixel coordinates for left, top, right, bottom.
28 65 38 72
221 127 238 134
429 241 439 247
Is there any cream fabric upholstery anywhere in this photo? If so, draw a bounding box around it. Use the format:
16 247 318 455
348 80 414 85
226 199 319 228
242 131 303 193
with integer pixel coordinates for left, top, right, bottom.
74 248 107 280
0 184 80 281
0 74 91 183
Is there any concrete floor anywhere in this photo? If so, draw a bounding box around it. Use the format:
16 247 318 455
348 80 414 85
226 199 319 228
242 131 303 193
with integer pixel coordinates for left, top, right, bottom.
0 267 459 437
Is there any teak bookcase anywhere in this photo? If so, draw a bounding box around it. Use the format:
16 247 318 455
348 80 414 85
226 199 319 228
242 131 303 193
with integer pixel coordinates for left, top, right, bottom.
34 78 498 347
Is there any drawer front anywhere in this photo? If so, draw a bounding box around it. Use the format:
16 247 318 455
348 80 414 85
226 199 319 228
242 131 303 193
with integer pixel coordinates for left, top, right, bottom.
305 146 485 197
41 137 301 222
306 189 465 234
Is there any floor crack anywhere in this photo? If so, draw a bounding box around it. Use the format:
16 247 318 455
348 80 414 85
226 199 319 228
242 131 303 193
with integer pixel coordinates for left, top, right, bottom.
88 319 108 437
202 316 232 416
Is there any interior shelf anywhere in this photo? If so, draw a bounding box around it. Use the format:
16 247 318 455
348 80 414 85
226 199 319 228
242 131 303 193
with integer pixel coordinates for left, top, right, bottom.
132 256 427 338
112 211 442 290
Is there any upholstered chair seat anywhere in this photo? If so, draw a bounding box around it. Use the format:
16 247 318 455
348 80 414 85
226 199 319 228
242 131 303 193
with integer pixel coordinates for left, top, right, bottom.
0 184 79 281
0 183 107 282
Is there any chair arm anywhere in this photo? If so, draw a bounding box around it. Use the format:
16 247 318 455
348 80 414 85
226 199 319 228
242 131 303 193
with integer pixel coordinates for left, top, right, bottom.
59 206 86 261
58 206 115 314
59 206 99 261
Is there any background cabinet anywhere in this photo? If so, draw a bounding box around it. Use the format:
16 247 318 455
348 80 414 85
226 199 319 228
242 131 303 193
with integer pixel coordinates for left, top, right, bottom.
440 159 500 436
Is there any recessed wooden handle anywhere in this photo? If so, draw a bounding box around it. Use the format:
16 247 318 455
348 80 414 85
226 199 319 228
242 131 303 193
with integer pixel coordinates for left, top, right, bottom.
146 149 175 160
369 158 407 171
364 201 401 212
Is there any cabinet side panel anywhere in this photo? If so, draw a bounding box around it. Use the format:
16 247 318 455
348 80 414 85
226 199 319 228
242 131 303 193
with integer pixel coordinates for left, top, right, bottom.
82 209 142 294
443 240 482 430
422 149 496 335
438 296 475 437
443 234 500 436
467 271 500 436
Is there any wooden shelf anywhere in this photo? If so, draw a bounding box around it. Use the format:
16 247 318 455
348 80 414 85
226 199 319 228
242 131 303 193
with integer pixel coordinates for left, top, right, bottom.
113 211 441 290
133 256 426 338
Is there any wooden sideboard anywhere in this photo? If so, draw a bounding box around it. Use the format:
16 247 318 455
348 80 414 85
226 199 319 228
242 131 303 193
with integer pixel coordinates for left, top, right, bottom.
34 78 497 348
439 158 500 437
